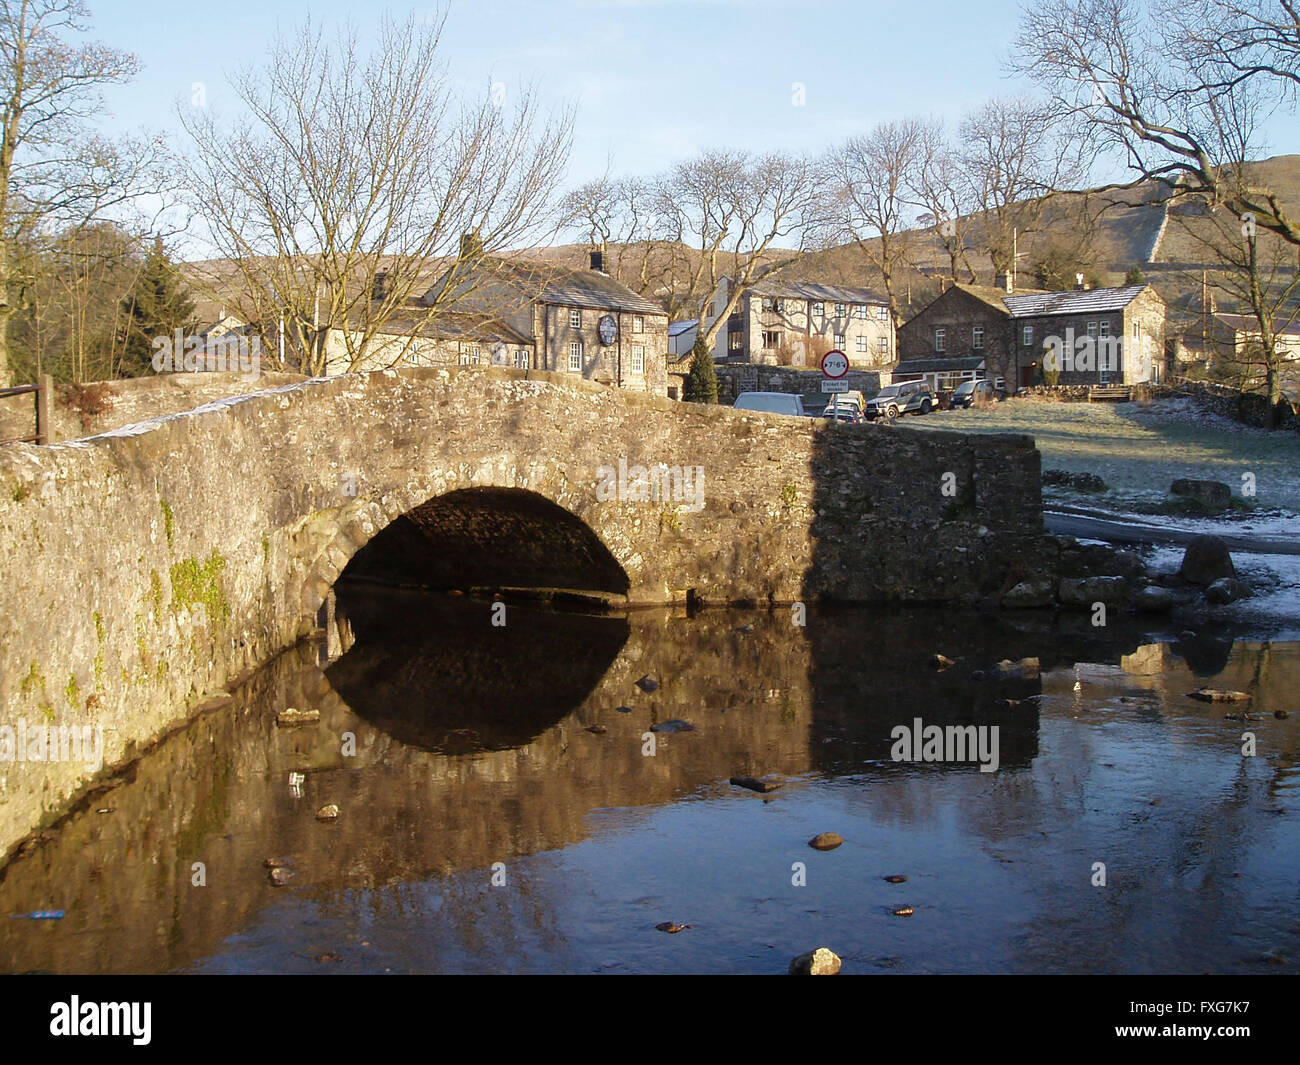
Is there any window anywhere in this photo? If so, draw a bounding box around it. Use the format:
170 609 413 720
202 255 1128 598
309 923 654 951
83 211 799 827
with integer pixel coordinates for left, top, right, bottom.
877 305 889 321
761 330 782 349
568 341 583 371
729 332 744 351
1133 321 1140 340
854 304 866 319
1086 321 1099 339
762 297 775 312
514 349 530 369
458 344 480 365
1099 320 1110 338
934 327 946 352
631 343 645 374
856 336 868 352
569 309 582 328
834 302 846 317
1022 325 1033 346
834 332 846 348
972 327 984 350
812 301 824 317
877 337 888 356
775 298 784 313
633 315 644 334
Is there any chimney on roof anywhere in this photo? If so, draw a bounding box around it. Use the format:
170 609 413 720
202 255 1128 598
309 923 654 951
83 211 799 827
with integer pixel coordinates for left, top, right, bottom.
1075 272 1087 291
372 270 388 303
590 243 605 273
995 270 1012 293
460 230 483 260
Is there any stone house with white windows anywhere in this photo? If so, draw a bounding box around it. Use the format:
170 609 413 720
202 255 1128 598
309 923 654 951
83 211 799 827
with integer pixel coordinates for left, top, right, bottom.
322 250 669 394
704 277 895 368
897 274 1167 392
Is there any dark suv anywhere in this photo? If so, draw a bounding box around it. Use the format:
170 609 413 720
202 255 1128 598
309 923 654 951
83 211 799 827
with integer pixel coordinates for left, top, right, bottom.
949 379 1006 409
864 381 935 419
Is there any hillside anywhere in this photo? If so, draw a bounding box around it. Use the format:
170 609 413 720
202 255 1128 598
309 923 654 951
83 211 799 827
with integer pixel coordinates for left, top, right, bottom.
177 156 1299 329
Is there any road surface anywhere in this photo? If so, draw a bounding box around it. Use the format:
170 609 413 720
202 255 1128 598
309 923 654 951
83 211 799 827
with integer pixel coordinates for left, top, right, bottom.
1044 511 1300 556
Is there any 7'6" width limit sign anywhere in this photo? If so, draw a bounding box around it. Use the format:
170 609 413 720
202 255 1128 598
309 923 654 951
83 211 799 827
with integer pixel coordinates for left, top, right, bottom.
821 349 848 378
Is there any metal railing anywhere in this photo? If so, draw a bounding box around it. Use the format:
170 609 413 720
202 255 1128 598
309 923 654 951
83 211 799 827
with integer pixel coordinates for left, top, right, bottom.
0 374 53 445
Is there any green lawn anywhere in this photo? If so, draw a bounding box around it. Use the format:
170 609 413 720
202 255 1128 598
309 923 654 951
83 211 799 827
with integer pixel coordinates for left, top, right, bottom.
901 398 1300 515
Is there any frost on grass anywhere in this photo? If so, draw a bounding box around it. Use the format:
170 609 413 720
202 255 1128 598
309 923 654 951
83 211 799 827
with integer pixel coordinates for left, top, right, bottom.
908 399 1300 516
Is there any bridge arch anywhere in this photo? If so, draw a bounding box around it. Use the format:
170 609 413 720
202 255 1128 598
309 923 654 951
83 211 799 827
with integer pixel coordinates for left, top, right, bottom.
336 486 631 597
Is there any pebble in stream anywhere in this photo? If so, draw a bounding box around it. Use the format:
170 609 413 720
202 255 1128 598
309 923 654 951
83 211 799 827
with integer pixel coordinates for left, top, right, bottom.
808 832 844 851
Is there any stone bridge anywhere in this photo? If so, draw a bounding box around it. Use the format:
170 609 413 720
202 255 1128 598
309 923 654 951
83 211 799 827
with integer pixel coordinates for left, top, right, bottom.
0 366 1042 856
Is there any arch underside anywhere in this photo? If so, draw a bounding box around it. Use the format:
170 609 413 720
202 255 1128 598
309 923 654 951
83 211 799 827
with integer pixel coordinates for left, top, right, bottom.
339 486 630 597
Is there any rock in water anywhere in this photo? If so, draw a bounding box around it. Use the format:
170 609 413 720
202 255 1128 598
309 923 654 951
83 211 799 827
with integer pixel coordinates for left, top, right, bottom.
268 867 294 887
990 657 1040 680
655 922 691 934
1188 688 1250 703
650 719 695 733
788 948 842 975
892 906 915 917
1001 580 1055 609
1205 577 1252 605
1179 534 1236 586
635 675 660 693
808 832 844 851
932 653 955 670
882 875 907 884
730 775 782 793
1134 586 1174 612
1057 576 1127 607
315 803 340 821
585 724 608 734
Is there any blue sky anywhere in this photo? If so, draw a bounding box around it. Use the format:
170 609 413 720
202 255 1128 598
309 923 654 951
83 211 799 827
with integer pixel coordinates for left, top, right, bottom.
85 0 1296 250
92 0 1053 181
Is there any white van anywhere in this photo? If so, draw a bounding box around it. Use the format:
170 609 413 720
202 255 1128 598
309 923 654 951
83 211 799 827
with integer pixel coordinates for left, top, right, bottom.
732 391 806 417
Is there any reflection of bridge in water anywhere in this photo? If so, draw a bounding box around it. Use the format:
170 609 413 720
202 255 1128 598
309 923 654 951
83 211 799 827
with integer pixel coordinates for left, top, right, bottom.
6 586 1295 974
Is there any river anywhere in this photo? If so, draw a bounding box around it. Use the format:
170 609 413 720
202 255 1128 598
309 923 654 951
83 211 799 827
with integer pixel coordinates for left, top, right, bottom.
1 584 1297 974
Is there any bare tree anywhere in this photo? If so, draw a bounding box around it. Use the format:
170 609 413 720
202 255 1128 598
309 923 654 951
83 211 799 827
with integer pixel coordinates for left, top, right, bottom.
180 10 573 376
1012 0 1300 247
824 119 926 321
959 96 1085 282
0 0 164 384
660 149 822 350
910 121 979 284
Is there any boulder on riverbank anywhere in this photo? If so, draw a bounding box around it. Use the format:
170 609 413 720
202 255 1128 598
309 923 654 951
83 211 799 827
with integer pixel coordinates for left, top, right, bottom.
1205 577 1252 605
1170 479 1233 512
1179 535 1236 586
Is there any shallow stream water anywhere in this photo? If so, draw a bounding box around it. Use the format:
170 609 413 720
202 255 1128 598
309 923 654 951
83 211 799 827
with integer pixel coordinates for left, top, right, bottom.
2 586 1297 974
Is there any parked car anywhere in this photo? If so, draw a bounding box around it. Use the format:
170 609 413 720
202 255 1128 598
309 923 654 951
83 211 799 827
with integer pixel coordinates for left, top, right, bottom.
822 390 866 417
823 404 864 424
949 379 1006 409
732 391 806 417
864 381 934 419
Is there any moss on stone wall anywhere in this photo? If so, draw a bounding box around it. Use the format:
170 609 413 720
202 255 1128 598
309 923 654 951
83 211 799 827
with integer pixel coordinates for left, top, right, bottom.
160 499 175 550
170 552 230 626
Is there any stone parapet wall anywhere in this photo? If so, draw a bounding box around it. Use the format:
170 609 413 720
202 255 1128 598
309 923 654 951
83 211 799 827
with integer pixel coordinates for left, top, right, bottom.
0 371 308 443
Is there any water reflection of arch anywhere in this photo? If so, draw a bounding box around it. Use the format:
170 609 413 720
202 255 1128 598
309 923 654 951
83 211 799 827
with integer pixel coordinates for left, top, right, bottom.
326 587 629 753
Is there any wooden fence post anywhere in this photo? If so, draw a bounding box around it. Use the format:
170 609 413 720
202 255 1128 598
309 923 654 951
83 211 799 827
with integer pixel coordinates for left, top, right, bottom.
35 374 53 445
